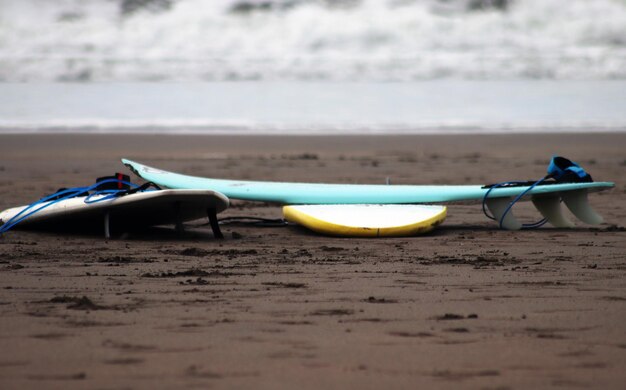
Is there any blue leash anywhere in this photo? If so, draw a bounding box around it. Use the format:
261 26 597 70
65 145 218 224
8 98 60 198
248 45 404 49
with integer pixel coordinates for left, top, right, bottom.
481 178 548 229
0 179 140 235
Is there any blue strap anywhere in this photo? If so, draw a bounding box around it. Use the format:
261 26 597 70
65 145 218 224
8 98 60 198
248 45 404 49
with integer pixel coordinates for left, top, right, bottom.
566 166 588 179
547 156 589 181
482 178 548 229
0 179 140 235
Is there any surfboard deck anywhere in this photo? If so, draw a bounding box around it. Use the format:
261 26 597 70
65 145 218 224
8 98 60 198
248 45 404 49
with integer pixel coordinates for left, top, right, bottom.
283 204 447 237
0 189 229 238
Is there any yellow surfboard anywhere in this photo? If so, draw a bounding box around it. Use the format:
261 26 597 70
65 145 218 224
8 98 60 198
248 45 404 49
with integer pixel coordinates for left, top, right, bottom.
283 204 446 237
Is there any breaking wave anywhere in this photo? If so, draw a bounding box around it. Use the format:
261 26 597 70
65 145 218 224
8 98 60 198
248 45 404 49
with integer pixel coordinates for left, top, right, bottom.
1 0 626 81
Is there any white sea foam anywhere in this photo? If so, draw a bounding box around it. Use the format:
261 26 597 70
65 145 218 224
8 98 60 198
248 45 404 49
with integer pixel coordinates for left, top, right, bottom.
1 0 625 82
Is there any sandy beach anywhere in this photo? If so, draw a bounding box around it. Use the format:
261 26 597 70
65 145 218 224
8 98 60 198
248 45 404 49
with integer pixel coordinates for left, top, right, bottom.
0 133 625 389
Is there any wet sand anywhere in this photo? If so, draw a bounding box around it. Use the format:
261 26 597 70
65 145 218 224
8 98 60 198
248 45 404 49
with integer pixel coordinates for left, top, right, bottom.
0 133 625 389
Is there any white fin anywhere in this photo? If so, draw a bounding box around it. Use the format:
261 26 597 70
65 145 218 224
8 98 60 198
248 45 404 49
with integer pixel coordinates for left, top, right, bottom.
532 195 575 228
485 197 522 230
562 189 604 225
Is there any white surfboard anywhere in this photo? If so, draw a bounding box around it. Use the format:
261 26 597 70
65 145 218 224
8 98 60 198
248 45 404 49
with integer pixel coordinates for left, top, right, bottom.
283 204 447 237
0 189 229 238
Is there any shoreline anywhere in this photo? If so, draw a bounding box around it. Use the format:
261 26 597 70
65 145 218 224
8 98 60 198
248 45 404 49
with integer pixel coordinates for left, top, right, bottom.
2 127 626 135
3 81 626 133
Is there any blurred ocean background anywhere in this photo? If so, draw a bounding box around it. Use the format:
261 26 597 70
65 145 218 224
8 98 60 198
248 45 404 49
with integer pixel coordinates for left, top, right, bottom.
1 0 625 133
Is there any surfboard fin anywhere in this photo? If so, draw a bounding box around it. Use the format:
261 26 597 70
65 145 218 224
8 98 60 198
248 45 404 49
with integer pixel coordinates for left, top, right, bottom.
485 197 522 230
562 189 604 225
104 211 111 239
531 195 575 228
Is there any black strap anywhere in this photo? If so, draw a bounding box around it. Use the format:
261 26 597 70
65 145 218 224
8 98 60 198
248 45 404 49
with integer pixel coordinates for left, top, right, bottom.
95 173 131 190
124 181 161 195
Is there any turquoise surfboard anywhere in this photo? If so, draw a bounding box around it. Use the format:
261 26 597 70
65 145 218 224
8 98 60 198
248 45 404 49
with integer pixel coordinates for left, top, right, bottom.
122 159 613 204
122 159 613 230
